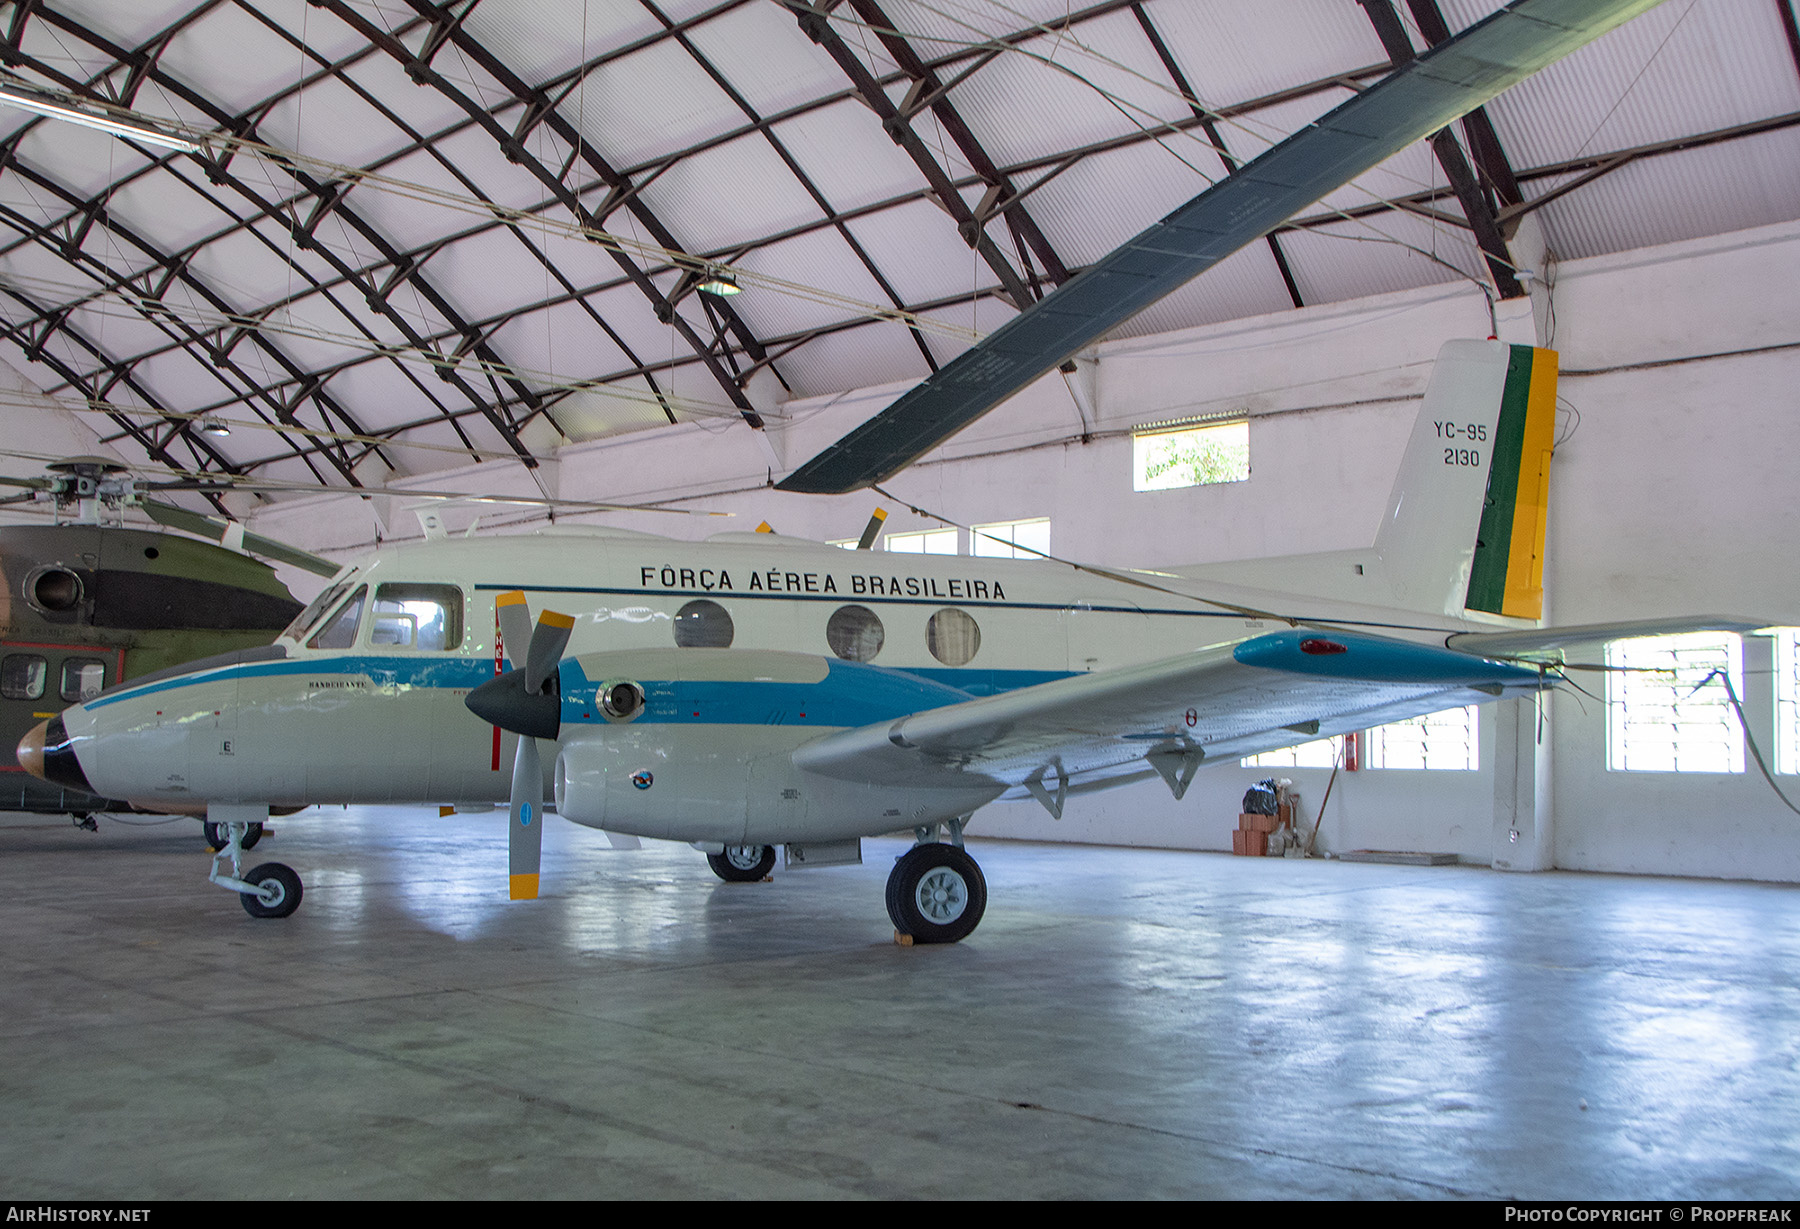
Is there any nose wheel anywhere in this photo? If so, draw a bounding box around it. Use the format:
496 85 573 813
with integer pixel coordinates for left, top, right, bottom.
886 843 986 944
206 815 302 919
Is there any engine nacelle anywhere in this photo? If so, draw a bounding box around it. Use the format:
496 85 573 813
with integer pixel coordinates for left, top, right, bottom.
554 723 1002 846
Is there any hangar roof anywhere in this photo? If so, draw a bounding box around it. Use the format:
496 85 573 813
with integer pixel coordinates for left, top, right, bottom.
0 0 1795 511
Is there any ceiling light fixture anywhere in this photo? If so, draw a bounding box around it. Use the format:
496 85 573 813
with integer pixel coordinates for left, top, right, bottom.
697 266 742 296
198 420 232 437
0 86 199 153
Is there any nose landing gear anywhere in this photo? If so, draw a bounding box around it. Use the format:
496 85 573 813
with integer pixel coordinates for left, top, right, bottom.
206 808 302 919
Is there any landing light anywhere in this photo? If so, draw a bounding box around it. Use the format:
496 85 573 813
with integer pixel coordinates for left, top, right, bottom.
1299 639 1348 656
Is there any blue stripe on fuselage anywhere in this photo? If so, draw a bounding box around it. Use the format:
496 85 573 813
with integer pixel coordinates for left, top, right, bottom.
83 652 1076 715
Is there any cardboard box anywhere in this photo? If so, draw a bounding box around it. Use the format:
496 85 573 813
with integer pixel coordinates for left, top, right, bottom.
1239 812 1280 834
1231 830 1268 856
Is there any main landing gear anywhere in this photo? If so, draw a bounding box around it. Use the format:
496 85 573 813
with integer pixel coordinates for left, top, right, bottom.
707 844 776 882
206 812 302 919
886 818 987 944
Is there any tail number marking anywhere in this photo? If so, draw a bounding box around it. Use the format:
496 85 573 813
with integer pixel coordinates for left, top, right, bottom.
1444 448 1482 467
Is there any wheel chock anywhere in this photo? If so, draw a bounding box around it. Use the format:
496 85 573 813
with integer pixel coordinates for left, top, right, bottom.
893 931 914 947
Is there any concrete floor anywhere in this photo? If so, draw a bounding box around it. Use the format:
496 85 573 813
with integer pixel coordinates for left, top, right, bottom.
0 807 1796 1200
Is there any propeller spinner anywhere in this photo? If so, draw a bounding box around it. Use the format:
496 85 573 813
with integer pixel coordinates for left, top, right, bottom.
469 591 575 900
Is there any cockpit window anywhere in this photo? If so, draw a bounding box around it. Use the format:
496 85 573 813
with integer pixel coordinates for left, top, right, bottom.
309 585 367 650
370 584 463 651
284 579 350 641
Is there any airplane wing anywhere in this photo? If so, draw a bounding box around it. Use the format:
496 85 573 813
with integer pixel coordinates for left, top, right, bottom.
792 630 1544 808
775 0 1664 495
1444 616 1775 660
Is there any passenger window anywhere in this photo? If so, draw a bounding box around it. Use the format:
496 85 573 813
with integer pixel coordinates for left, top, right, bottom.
309 586 367 649
371 584 463 650
60 658 107 702
673 599 734 648
2 654 47 701
927 608 981 667
827 605 884 662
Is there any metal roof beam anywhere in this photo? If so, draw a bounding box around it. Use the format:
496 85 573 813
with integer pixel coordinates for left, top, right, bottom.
1358 0 1524 299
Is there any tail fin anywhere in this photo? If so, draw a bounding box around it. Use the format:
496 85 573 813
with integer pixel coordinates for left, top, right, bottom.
1373 340 1558 620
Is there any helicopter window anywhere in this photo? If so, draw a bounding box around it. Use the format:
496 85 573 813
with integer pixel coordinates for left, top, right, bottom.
284 581 349 641
673 599 734 648
826 605 885 662
308 586 367 650
59 659 106 702
371 584 463 651
926 607 981 667
2 654 47 701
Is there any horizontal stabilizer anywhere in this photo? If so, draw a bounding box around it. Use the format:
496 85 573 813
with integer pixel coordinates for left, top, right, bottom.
1446 616 1775 660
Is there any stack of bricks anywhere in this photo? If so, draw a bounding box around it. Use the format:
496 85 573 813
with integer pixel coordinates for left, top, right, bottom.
1232 799 1294 856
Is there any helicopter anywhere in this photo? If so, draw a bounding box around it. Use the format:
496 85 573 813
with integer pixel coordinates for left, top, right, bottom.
1 456 335 837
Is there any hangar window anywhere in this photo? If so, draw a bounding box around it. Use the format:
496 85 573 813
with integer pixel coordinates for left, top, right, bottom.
1773 630 1800 774
371 584 463 651
1243 735 1343 769
1365 706 1479 771
972 518 1050 559
1 654 47 701
59 658 107 702
1134 420 1250 491
673 599 734 648
827 605 885 662
886 527 958 554
1607 633 1744 773
309 586 367 650
927 607 981 667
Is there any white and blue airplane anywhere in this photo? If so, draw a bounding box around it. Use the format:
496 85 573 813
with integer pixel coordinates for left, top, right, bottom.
16 341 1758 942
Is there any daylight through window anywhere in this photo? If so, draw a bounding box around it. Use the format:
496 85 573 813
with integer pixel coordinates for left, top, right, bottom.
1607 632 1744 773
1134 420 1249 491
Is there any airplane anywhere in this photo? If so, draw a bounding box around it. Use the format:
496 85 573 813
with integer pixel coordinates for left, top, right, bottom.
16 340 1764 940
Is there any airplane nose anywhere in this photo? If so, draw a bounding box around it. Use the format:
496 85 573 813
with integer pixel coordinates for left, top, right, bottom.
17 719 46 778
18 715 95 793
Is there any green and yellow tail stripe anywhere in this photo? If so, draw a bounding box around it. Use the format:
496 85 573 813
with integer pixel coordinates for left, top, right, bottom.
1465 345 1558 619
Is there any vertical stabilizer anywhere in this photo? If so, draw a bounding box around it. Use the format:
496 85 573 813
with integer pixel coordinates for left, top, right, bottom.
1372 340 1558 620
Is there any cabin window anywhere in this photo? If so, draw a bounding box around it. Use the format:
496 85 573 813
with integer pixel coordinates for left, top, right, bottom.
827 605 885 662
371 584 463 651
284 580 349 640
309 585 367 650
1 654 47 701
59 658 106 702
1133 420 1250 490
972 518 1050 559
927 607 981 667
1607 632 1744 773
673 599 734 648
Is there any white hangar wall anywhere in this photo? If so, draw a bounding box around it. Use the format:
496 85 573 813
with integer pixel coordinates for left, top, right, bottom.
247 218 1800 883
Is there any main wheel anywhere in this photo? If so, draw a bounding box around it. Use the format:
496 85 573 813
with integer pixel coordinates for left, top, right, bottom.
707 844 776 882
204 820 262 852
886 844 987 944
239 862 302 919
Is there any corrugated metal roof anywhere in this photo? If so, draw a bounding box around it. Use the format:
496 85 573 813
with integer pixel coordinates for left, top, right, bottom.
0 0 1790 506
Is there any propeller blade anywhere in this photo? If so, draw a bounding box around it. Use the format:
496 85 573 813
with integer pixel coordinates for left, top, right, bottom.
855 507 887 550
525 610 575 695
495 590 535 672
508 733 544 901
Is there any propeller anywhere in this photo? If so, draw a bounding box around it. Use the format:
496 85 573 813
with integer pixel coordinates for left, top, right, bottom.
469 591 575 900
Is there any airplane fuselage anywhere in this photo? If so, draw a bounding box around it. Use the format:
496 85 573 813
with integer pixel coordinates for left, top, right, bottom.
36 525 1533 847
